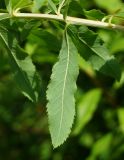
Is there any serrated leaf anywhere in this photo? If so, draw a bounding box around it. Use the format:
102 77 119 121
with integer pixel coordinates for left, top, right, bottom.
47 30 79 148
73 89 101 135
68 25 121 80
0 25 40 102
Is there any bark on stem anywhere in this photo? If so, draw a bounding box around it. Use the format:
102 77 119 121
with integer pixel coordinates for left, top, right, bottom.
1 12 124 31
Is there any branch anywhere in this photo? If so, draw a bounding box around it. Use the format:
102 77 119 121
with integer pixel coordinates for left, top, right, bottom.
1 12 124 31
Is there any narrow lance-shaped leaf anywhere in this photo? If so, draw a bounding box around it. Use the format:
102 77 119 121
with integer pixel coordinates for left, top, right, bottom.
0 25 40 102
47 30 79 148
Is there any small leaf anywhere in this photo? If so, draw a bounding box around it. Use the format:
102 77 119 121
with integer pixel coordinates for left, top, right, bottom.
47 30 79 148
0 24 41 102
83 9 105 20
74 89 101 135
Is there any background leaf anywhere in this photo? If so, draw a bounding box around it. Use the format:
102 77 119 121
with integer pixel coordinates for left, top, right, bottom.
48 0 58 14
0 24 41 102
114 8 124 19
118 108 124 133
31 0 47 13
5 0 32 13
87 134 113 160
83 9 105 20
0 13 10 21
73 89 101 135
94 0 123 13
47 30 79 148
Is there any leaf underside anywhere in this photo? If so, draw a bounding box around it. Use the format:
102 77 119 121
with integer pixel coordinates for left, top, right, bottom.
47 30 79 148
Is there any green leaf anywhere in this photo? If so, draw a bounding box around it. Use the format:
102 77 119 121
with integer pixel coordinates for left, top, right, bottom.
63 0 70 20
87 134 113 160
114 9 124 19
83 9 105 20
0 13 10 21
31 0 47 12
5 0 12 14
58 0 67 14
47 30 79 148
73 89 101 135
0 25 40 102
59 0 65 5
69 1 83 15
5 0 32 13
68 25 121 80
48 0 58 14
118 108 124 133
13 0 33 10
78 55 95 78
94 0 123 12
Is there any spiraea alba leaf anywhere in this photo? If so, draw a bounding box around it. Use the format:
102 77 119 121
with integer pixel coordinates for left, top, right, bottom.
47 30 79 148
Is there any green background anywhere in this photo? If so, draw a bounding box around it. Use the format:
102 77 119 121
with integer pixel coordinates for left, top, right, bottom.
0 0 124 159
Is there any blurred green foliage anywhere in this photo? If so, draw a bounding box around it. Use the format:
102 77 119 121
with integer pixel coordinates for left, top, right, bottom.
0 0 124 159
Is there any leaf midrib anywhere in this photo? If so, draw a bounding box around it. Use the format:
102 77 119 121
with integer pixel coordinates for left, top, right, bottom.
78 36 110 61
56 32 70 144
